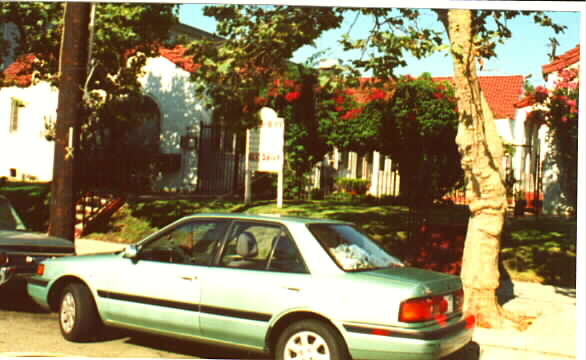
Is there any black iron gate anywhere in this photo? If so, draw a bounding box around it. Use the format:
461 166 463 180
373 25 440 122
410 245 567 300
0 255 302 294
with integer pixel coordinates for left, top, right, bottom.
197 125 244 195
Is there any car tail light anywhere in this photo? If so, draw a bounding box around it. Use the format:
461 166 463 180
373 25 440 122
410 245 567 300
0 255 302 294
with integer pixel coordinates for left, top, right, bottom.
399 295 450 323
36 264 45 276
465 314 476 329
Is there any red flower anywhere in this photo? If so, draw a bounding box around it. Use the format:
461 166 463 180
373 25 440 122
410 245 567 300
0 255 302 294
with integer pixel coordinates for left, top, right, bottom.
368 89 386 101
254 96 267 105
285 91 301 103
433 92 444 100
335 106 344 112
335 95 345 105
534 86 549 102
284 79 296 88
340 108 363 120
267 87 279 97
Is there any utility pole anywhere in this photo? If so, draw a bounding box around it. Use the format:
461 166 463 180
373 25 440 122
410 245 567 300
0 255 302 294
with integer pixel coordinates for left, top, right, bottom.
49 3 91 241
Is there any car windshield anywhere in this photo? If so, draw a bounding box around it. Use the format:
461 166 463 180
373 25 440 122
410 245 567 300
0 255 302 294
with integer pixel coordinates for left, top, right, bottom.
0 197 27 231
308 223 403 272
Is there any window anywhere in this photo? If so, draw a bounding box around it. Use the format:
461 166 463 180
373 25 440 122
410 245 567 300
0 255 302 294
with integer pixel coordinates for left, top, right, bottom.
138 220 229 265
9 98 23 133
309 223 403 272
220 222 307 273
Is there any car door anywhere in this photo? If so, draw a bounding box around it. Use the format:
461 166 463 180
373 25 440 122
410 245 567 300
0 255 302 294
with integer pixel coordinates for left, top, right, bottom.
99 219 229 337
199 221 311 348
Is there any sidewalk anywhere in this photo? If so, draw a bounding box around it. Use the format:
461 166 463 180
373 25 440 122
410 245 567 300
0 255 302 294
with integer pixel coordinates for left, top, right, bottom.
473 281 577 360
75 239 578 360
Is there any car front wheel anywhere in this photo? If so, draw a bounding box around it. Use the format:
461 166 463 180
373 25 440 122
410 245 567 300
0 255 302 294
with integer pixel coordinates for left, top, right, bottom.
275 319 350 360
59 283 101 342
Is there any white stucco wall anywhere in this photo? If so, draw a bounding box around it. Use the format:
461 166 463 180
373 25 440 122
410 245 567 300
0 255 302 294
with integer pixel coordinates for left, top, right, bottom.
0 82 57 181
139 56 212 192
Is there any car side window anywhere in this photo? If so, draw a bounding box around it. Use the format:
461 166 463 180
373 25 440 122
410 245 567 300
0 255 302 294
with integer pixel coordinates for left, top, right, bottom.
139 220 228 265
220 222 307 273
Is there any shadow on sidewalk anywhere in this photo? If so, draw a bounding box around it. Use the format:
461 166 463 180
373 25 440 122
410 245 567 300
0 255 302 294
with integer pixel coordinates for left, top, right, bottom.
443 341 481 360
496 258 515 305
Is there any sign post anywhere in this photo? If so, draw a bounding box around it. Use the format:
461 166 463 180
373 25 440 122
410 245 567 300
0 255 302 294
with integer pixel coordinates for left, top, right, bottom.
244 107 285 208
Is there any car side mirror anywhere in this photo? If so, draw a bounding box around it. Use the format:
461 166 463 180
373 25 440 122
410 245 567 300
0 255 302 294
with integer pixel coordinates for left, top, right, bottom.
122 245 139 259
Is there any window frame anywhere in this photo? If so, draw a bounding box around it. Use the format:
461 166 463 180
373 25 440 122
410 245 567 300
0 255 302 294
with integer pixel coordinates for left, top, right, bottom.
9 98 23 133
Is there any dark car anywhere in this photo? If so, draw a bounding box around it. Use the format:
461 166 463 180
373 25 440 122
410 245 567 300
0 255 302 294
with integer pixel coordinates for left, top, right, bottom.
0 195 74 287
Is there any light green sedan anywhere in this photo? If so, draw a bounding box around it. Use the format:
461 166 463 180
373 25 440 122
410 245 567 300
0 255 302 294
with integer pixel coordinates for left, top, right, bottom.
27 213 474 360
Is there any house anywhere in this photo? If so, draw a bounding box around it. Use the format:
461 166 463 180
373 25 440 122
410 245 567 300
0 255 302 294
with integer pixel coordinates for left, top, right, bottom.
1 23 241 194
514 44 580 215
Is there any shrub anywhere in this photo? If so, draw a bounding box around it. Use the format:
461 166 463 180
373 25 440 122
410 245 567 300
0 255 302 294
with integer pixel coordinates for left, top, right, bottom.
335 178 370 195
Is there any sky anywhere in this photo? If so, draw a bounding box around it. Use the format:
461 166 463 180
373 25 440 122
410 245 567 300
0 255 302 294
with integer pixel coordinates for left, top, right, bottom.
178 1 583 86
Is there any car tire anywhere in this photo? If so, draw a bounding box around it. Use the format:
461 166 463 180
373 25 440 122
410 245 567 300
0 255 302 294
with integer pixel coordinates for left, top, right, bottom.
275 319 350 360
59 282 101 342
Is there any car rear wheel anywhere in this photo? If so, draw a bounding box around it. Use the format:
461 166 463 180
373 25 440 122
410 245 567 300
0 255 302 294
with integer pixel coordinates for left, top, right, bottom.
275 319 350 360
59 283 101 342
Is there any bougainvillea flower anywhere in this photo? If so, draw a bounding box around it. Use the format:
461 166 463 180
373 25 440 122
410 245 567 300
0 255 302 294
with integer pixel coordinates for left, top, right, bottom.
341 108 363 120
284 79 296 88
368 89 386 101
254 96 267 105
285 91 301 102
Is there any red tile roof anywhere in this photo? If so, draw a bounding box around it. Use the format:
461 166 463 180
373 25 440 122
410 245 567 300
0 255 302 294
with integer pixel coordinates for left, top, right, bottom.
2 46 200 87
2 54 38 87
542 45 580 76
158 45 200 73
432 75 525 119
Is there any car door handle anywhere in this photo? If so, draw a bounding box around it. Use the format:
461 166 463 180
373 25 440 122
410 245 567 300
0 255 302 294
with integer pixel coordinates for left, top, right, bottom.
178 275 198 281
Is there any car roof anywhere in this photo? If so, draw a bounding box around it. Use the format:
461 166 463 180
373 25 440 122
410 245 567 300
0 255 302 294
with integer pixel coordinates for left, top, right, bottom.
180 212 349 226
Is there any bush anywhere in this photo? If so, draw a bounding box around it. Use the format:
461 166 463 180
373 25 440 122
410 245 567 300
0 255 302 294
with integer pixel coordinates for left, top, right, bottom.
335 178 370 195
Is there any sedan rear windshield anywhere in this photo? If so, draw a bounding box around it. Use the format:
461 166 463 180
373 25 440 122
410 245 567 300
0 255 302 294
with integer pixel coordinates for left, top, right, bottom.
308 223 403 272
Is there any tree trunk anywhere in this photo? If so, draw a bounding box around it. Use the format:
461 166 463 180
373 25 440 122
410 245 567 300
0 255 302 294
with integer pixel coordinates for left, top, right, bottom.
441 9 515 329
49 3 91 241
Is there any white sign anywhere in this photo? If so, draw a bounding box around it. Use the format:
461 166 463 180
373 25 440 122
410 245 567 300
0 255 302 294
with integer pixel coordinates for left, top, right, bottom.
248 107 284 173
244 107 285 207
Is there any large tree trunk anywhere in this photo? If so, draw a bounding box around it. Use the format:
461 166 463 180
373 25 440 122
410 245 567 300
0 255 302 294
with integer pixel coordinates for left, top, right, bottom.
441 9 517 329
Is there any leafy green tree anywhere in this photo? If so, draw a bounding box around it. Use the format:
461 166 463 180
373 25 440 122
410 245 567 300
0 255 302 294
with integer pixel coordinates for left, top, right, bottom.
186 5 567 328
323 73 462 205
